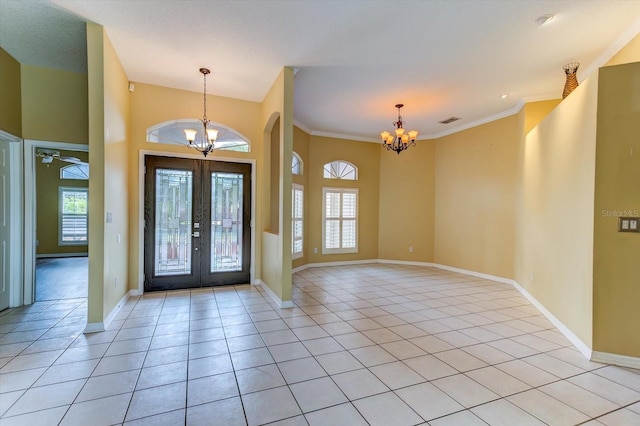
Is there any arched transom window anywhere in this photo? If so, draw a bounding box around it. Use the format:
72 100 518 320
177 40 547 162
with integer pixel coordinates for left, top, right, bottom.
60 164 89 180
147 119 250 152
292 151 303 175
323 160 357 180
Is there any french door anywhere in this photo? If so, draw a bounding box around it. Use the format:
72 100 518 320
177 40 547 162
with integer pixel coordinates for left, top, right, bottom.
144 156 251 291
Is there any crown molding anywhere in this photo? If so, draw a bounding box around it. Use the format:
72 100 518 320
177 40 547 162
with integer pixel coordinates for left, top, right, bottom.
423 99 526 140
292 119 312 135
309 129 379 143
521 92 561 103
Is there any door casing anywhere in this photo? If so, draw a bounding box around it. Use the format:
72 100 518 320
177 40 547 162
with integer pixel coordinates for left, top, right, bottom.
23 140 89 305
0 130 23 309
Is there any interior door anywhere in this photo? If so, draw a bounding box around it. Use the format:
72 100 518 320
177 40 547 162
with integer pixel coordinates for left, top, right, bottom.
144 156 251 291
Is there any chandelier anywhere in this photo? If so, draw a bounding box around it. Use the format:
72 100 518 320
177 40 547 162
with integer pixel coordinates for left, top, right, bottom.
380 104 418 154
184 68 219 157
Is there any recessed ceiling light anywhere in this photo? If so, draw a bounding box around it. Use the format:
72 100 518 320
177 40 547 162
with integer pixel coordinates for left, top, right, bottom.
500 94 509 99
535 14 555 26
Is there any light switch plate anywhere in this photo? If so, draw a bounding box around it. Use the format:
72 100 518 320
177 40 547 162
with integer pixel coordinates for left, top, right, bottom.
618 217 640 233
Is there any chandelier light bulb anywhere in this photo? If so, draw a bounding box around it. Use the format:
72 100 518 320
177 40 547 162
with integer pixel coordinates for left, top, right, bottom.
207 128 219 143
184 128 197 143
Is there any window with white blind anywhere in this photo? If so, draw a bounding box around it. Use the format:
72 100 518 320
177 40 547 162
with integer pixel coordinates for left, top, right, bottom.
322 187 358 254
292 184 304 259
59 187 88 245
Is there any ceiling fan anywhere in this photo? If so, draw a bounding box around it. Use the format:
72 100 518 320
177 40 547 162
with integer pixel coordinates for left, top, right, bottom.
36 149 88 165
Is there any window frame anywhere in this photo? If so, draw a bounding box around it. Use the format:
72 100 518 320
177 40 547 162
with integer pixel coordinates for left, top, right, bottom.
322 187 358 255
323 160 357 180
59 186 89 246
292 183 304 259
60 163 89 180
292 151 303 175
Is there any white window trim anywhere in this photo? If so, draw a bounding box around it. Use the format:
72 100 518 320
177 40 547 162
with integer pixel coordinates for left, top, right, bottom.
322 187 358 255
292 183 304 259
59 186 89 246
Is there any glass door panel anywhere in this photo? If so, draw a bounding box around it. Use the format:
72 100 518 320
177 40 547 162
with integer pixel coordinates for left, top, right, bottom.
211 172 243 272
154 169 193 276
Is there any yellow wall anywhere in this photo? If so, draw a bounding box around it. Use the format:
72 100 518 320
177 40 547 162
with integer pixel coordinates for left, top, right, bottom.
606 33 640 66
102 28 131 317
0 47 21 137
515 74 598 347
378 140 435 262
21 65 88 144
86 23 106 323
128 82 263 292
292 126 310 270
269 117 281 233
593 62 640 356
86 23 131 324
434 114 520 279
524 100 561 135
306 136 380 264
35 150 89 255
260 67 294 302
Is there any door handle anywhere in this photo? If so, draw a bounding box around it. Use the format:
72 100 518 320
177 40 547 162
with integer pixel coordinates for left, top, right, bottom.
192 231 200 237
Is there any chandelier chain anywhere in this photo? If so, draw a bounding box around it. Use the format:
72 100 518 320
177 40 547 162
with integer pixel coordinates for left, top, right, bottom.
183 67 217 157
202 69 209 123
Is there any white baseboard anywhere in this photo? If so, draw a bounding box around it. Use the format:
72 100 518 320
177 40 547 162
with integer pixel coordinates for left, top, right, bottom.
103 290 132 330
293 259 379 274
425 262 516 286
256 279 293 309
83 322 104 333
378 259 438 268
509 280 593 360
591 351 640 369
37 253 88 259
292 264 307 274
84 289 132 334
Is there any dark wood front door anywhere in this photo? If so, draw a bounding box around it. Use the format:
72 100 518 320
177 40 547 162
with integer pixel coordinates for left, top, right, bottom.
144 156 251 291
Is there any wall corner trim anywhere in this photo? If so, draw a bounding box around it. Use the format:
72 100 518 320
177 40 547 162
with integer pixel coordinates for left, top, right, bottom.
256 279 294 309
591 351 640 369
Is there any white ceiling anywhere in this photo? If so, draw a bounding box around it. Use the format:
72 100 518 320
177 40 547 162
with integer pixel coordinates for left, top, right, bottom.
2 0 640 141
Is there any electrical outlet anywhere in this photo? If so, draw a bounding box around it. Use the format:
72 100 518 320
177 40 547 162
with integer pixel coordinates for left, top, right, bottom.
409 246 413 253
313 247 318 254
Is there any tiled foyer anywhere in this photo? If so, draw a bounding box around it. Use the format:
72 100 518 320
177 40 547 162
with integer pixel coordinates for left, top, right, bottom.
0 264 639 425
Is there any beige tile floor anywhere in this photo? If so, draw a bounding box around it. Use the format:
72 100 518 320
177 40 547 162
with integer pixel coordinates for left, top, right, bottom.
1 264 639 425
